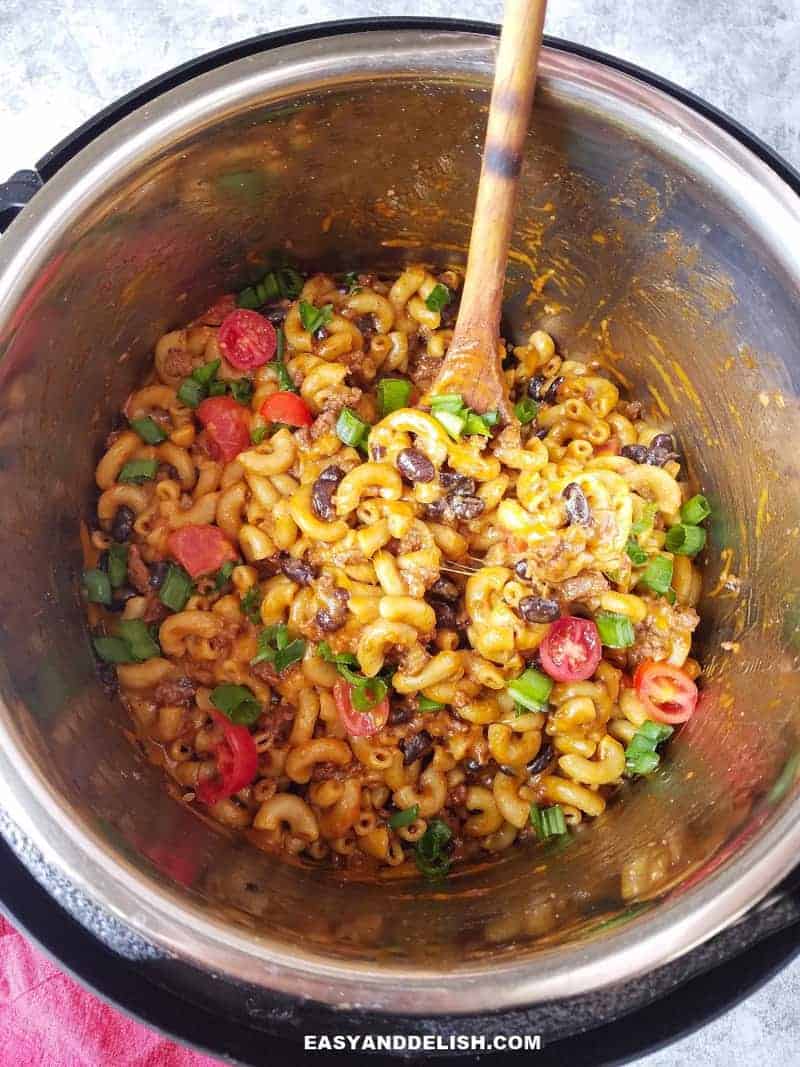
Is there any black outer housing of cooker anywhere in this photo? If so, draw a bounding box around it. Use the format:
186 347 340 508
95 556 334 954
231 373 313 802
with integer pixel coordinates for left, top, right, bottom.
2 19 800 1066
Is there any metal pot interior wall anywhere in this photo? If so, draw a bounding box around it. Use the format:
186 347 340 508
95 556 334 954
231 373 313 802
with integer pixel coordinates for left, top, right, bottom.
0 34 799 1004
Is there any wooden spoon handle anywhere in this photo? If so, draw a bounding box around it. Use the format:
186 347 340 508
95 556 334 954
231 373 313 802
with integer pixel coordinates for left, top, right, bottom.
457 0 547 342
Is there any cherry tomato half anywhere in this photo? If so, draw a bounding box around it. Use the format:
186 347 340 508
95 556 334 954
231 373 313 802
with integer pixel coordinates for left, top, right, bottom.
196 709 259 806
634 660 698 723
197 395 251 462
218 309 277 370
260 391 313 427
333 679 390 737
539 616 601 682
167 524 238 579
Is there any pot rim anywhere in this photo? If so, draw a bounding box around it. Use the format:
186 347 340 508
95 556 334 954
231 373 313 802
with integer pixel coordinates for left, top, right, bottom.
2 19 800 1016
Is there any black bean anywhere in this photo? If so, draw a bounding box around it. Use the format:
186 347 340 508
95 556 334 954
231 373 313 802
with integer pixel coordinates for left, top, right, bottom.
518 596 560 623
389 703 414 726
500 764 518 777
650 433 674 452
464 758 482 775
280 556 316 586
563 483 591 526
424 498 450 521
106 586 138 613
430 577 459 601
157 463 179 482
449 494 485 520
254 555 283 579
111 505 135 543
534 427 548 439
645 448 671 467
430 599 458 630
315 587 349 632
527 742 554 776
148 561 170 589
527 374 547 401
370 443 386 461
263 306 287 326
514 560 530 580
396 448 435 484
621 444 650 464
400 730 433 766
440 471 476 495
310 465 344 521
543 376 565 404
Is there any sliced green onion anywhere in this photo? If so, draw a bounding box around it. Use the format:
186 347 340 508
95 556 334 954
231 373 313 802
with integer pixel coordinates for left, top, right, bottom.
191 359 221 386
207 380 227 397
107 543 129 588
665 523 706 556
229 378 254 406
430 394 464 414
350 676 388 712
82 569 112 605
625 719 673 776
299 301 333 334
159 564 193 612
425 283 451 313
251 623 306 673
239 268 303 307
514 397 538 425
389 805 419 829
530 804 568 840
681 494 710 525
210 683 261 726
335 408 370 449
129 416 167 444
507 667 553 712
377 378 411 416
240 586 262 625
214 560 235 590
92 635 133 663
433 410 466 439
118 619 160 662
236 286 261 309
626 539 648 566
250 425 269 445
277 267 304 300
640 554 673 595
418 696 445 712
595 611 636 648
317 641 360 671
415 817 452 880
177 378 205 408
118 459 158 484
464 411 495 437
630 503 656 538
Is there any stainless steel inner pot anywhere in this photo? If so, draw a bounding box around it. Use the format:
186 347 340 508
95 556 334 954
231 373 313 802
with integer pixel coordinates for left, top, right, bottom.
1 27 800 1016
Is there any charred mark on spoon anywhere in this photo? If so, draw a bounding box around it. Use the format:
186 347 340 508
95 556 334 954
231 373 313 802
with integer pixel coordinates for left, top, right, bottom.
485 144 522 179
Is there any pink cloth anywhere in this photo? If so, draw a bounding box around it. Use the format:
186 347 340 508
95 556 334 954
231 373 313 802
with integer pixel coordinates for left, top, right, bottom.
0 915 224 1067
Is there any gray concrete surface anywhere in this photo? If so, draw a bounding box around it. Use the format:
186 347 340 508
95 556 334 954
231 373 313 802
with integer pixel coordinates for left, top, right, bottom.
1 1 800 1064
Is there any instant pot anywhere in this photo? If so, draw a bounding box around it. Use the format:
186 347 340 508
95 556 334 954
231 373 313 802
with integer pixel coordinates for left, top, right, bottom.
2 19 800 1065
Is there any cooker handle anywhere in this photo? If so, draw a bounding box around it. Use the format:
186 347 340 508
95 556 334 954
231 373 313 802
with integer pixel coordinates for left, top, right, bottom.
0 170 43 234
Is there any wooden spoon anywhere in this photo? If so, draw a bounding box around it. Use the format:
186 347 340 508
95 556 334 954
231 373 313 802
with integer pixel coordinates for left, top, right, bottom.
432 0 547 421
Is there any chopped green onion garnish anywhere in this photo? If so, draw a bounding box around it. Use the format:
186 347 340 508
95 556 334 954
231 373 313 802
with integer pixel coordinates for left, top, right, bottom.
418 696 445 712
595 611 635 648
214 561 235 590
250 425 269 445
237 268 303 308
207 380 227 397
389 805 419 830
626 539 648 566
192 359 221 386
335 407 370 450
118 459 158 484
630 503 656 538
159 564 193 612
177 378 205 408
640 554 673 595
229 378 254 406
681 494 710 525
82 568 112 605
240 586 262 625
118 619 160 661
625 720 673 776
317 641 360 670
430 394 464 414
530 804 568 840
377 378 411 416
514 397 538 425
251 623 306 673
415 817 452 880
129 416 167 444
507 667 553 712
343 271 361 293
236 286 261 310
274 334 297 393
299 301 334 334
350 676 388 712
92 636 133 663
425 283 451 313
276 267 304 300
107 543 129 588
665 523 706 556
210 683 262 726
433 410 466 439
464 411 497 437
